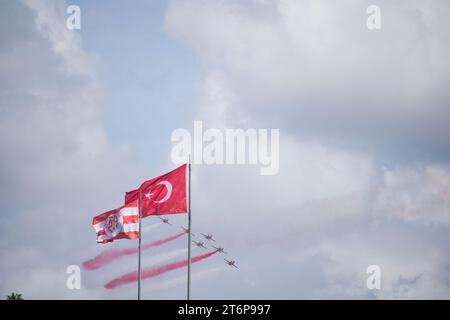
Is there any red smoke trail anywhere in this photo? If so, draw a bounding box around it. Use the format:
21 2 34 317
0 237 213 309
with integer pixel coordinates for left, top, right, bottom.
105 250 218 289
83 232 185 270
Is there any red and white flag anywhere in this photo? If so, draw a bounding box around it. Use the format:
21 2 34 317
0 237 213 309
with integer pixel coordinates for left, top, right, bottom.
92 200 140 244
125 164 187 218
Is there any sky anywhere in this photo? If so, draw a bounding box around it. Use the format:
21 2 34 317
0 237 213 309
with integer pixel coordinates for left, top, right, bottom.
0 0 450 299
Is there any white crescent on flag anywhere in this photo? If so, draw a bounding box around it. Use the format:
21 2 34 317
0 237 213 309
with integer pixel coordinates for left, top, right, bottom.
153 180 173 203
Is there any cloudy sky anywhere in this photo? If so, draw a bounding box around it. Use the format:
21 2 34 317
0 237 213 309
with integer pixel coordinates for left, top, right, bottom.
1 0 450 299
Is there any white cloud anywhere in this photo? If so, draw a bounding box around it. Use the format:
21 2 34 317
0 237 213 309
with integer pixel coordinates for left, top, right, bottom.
315 229 450 299
24 0 95 77
0 1 142 298
166 0 450 159
374 165 450 225
165 0 450 298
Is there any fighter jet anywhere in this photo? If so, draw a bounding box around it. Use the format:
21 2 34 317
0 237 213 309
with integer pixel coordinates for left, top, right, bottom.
224 259 238 269
158 217 172 226
213 246 227 254
201 233 216 242
192 240 207 249
181 226 195 236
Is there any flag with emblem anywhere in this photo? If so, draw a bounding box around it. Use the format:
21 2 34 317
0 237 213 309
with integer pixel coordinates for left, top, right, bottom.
92 200 140 244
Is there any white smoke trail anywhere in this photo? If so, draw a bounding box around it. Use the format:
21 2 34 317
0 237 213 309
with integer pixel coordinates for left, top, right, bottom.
142 248 186 265
142 266 225 292
141 222 162 234
141 245 198 264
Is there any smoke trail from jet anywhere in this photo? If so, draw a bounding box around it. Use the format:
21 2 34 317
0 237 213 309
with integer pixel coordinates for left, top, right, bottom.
105 250 218 289
142 245 199 267
141 247 187 269
143 266 225 292
141 222 162 234
83 231 185 270
82 247 193 290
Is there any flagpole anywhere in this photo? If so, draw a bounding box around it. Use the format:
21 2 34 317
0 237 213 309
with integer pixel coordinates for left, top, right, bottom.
138 190 142 300
187 158 192 300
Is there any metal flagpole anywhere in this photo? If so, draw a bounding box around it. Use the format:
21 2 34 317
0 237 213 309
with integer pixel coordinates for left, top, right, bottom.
187 158 192 300
138 190 142 300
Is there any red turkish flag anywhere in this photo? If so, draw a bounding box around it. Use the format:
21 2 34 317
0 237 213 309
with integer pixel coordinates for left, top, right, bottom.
125 164 187 217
